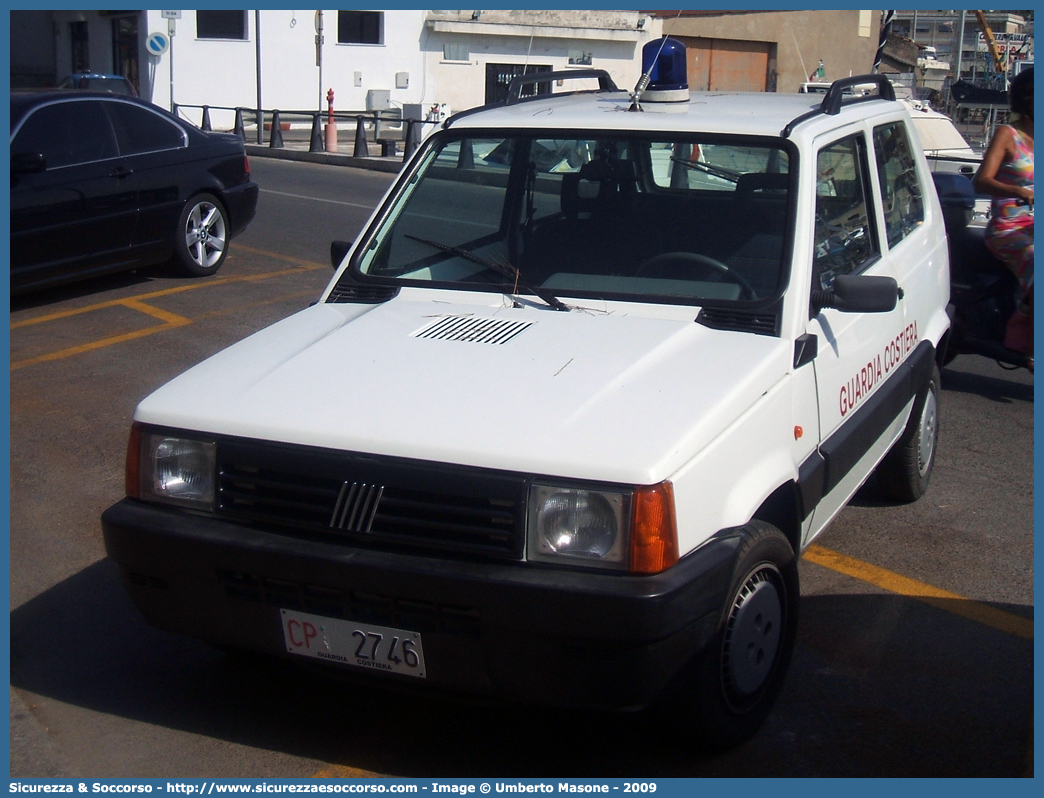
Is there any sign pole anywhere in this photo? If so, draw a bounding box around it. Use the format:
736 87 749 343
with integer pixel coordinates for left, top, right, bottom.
168 18 175 112
161 11 182 112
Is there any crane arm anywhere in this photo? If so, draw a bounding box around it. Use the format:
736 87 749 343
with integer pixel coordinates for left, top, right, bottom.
973 10 1006 74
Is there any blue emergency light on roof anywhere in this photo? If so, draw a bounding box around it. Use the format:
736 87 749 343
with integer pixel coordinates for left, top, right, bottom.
640 37 688 102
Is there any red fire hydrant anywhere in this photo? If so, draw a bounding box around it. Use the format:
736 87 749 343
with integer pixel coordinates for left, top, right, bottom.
325 88 338 153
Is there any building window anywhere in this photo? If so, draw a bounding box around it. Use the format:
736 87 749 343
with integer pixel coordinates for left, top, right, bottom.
485 64 552 105
568 49 593 66
338 11 383 45
196 11 248 40
70 21 89 72
444 42 470 61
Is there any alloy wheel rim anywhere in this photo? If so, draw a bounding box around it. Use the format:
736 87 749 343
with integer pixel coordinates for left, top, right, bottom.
185 202 226 268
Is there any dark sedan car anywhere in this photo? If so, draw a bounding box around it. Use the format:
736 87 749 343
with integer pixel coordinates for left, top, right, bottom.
10 91 259 295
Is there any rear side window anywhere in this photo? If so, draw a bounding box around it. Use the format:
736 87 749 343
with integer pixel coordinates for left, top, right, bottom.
12 100 118 169
872 121 925 248
813 134 879 289
104 102 186 156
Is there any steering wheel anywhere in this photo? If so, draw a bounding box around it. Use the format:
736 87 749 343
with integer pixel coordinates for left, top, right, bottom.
636 252 757 300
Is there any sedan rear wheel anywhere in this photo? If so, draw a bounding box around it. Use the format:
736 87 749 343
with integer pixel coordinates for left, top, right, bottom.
175 193 229 276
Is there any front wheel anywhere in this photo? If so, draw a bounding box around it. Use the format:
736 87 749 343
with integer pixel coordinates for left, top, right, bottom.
674 522 799 749
876 364 941 502
175 193 229 277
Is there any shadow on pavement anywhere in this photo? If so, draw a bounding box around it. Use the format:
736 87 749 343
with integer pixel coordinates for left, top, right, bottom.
10 557 1033 778
941 358 1035 404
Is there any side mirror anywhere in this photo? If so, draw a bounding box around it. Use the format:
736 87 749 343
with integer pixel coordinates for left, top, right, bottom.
11 152 46 175
330 240 352 269
812 274 900 315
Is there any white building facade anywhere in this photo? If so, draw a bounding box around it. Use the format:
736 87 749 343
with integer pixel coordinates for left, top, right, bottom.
15 10 901 134
29 10 655 133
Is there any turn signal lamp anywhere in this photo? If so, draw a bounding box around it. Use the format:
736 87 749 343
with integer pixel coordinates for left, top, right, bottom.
631 481 679 573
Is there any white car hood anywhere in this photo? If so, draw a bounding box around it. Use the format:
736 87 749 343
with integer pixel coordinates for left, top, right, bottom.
136 292 790 484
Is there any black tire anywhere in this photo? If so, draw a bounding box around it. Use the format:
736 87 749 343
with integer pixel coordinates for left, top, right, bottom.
676 522 799 749
876 364 941 502
174 192 229 277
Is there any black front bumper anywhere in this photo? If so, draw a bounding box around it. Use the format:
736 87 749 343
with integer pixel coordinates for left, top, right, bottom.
102 499 740 711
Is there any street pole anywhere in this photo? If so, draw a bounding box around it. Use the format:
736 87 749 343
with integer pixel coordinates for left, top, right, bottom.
255 10 263 144
168 16 175 112
315 10 324 112
955 10 966 83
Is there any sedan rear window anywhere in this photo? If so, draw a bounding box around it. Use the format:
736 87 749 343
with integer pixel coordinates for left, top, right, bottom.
104 101 187 155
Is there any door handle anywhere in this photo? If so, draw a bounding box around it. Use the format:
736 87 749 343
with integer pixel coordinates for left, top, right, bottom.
110 166 134 179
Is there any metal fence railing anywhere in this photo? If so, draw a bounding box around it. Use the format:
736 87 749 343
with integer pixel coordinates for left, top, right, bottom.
172 104 431 160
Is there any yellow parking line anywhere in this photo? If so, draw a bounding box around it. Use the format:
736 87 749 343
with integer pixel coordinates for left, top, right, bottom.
11 261 324 331
235 243 329 270
804 544 1033 640
121 298 193 325
10 257 328 370
11 318 192 371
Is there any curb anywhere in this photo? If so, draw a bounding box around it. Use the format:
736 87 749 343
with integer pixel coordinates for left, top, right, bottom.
245 144 405 174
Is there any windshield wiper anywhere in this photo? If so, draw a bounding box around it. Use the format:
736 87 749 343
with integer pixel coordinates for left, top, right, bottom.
405 234 570 312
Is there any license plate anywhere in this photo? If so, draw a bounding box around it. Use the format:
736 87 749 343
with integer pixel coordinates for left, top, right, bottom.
281 609 426 678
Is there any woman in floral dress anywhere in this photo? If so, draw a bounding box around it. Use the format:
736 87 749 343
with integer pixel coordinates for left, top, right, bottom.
975 68 1034 369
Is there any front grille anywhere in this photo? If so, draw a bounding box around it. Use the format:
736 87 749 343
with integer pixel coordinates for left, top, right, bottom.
215 439 528 560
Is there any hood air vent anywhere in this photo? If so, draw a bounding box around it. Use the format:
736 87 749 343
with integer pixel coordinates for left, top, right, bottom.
413 315 533 345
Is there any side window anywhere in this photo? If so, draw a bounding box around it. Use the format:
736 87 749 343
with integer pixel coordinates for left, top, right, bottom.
196 11 247 40
104 102 186 156
338 11 383 44
12 101 118 169
813 134 879 290
872 121 925 247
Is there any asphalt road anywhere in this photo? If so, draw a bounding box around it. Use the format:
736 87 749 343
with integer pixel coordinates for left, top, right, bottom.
8 157 1034 779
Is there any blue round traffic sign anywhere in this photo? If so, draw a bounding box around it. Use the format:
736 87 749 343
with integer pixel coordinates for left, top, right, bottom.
146 32 170 57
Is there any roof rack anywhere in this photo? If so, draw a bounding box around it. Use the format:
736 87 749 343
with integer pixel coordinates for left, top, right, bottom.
444 69 620 128
505 69 619 105
782 74 896 138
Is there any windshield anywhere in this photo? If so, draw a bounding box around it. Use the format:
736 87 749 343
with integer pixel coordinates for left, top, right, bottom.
352 132 792 305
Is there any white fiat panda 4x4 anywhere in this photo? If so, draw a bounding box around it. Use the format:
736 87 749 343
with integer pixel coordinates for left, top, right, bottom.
103 40 950 746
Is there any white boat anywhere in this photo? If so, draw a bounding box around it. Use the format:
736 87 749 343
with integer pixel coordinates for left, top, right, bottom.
903 100 990 224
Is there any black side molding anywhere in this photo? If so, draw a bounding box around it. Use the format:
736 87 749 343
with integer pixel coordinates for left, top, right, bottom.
797 340 935 517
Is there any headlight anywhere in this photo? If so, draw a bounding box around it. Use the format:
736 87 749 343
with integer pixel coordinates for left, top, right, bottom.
129 425 216 511
526 482 678 573
528 486 629 568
